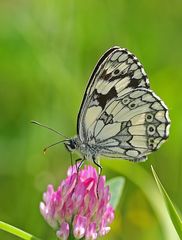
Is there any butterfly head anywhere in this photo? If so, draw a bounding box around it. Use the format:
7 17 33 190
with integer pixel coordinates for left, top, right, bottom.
64 137 79 152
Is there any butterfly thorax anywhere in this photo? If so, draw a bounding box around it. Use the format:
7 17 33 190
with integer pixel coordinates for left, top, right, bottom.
64 136 98 161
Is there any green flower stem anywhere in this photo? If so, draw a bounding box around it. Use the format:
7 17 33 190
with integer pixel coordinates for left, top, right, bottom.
68 232 75 240
0 220 41 240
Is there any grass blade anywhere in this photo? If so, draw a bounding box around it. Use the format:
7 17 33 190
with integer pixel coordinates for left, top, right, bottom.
103 160 179 240
151 165 182 239
0 220 41 240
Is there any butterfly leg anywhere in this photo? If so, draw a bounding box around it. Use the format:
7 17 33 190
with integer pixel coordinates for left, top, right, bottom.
69 154 85 176
70 152 73 166
73 158 85 192
75 158 85 172
93 156 102 199
69 152 74 178
69 152 75 184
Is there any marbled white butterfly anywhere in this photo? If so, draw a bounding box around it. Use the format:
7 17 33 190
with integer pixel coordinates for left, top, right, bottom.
33 46 170 175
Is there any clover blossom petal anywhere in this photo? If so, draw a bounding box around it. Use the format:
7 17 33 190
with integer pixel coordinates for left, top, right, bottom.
56 222 69 240
40 165 114 239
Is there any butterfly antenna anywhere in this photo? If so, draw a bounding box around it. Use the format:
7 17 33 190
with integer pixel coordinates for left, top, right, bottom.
43 139 68 154
31 120 68 138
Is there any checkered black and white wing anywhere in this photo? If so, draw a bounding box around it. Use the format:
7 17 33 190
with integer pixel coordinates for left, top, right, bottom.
77 46 150 142
94 89 170 161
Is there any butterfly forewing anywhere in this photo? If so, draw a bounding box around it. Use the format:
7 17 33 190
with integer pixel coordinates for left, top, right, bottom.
77 47 150 141
77 46 170 161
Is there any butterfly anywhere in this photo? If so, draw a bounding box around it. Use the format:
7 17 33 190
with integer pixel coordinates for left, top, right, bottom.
62 46 170 170
33 46 170 175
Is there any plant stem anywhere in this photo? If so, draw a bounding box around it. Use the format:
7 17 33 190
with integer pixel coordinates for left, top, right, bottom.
68 230 76 240
0 220 41 240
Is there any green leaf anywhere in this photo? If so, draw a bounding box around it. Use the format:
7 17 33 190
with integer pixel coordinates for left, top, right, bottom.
0 220 41 240
151 165 182 239
107 177 125 209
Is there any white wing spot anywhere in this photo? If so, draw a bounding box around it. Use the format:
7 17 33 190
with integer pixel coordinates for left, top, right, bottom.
130 63 138 70
151 102 164 111
130 136 148 149
129 125 146 135
130 90 145 98
118 53 128 62
166 124 170 136
142 93 155 102
141 68 146 75
128 58 133 64
97 122 121 140
126 150 139 157
131 113 146 125
85 106 102 130
94 120 105 136
115 76 130 93
133 69 142 79
157 124 166 136
110 52 121 61
155 111 166 122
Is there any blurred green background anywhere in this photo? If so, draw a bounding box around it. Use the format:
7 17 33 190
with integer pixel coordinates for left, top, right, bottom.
0 1 181 239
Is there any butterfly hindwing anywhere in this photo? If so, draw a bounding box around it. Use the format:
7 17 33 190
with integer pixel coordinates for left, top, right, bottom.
94 89 170 160
77 47 150 142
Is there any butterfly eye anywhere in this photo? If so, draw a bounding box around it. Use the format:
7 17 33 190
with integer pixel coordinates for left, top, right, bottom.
65 140 76 152
146 113 153 122
147 125 156 135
